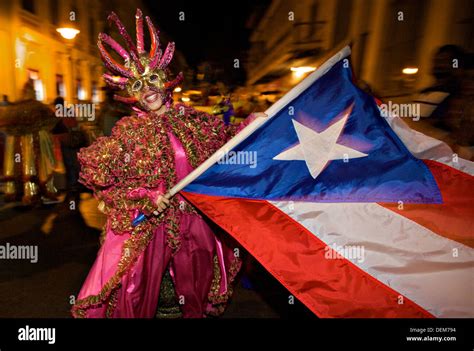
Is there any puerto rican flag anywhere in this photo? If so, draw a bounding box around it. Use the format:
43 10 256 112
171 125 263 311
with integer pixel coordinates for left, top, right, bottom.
177 46 474 318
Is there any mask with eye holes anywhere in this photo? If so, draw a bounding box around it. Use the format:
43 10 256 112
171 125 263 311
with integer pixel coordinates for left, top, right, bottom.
125 56 168 106
98 9 183 110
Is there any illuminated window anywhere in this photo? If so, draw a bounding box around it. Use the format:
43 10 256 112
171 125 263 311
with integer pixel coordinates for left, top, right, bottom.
76 79 86 100
27 69 44 101
56 74 65 97
91 81 100 103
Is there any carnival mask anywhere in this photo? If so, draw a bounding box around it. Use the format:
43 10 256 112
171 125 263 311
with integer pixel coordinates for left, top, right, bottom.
98 9 183 110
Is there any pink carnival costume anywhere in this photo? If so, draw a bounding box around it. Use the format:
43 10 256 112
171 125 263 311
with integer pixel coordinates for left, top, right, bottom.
72 9 249 318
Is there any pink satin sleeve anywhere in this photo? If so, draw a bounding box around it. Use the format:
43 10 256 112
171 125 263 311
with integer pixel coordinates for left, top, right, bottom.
167 130 230 296
167 131 194 181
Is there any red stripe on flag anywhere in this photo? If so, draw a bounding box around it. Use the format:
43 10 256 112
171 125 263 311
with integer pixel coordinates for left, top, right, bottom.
182 191 433 318
380 160 474 248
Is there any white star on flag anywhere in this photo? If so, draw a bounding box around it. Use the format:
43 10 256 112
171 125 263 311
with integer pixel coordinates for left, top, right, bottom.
273 104 368 179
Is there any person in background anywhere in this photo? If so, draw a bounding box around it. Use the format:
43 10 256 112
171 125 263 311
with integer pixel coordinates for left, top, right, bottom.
99 89 130 136
414 45 466 125
410 45 473 159
0 85 58 204
222 96 235 125
446 52 474 159
0 95 10 106
51 97 86 209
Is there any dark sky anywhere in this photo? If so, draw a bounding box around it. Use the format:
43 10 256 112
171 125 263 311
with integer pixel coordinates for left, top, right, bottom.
144 1 269 74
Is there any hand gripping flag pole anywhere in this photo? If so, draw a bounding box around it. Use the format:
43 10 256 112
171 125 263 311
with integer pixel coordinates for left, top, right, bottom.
132 46 352 226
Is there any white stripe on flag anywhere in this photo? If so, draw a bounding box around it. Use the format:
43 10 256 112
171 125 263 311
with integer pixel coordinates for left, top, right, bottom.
270 200 474 317
386 116 474 176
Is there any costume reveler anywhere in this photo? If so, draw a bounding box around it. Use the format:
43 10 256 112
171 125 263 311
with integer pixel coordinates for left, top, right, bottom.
0 84 58 205
72 9 250 318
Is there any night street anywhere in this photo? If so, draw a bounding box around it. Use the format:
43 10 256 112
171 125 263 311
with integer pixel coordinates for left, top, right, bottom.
0 0 472 348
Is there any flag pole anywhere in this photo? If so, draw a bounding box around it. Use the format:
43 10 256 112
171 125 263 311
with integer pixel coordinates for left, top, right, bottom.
169 45 351 196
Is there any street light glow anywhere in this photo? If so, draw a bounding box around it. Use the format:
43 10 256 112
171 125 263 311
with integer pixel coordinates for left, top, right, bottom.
174 87 182 92
402 67 418 75
56 28 80 40
290 66 316 73
291 66 316 79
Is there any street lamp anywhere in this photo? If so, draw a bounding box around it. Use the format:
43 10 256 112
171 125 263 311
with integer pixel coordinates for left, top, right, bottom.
56 27 80 40
402 67 418 75
291 66 316 79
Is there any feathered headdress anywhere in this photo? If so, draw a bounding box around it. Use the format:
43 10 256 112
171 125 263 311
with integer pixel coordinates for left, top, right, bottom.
98 9 183 107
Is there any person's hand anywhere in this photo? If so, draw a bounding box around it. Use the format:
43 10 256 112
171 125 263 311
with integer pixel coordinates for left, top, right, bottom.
252 112 268 118
97 200 106 214
152 192 171 216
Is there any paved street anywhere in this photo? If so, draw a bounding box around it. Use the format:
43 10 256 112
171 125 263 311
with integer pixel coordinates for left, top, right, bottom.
0 193 314 318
